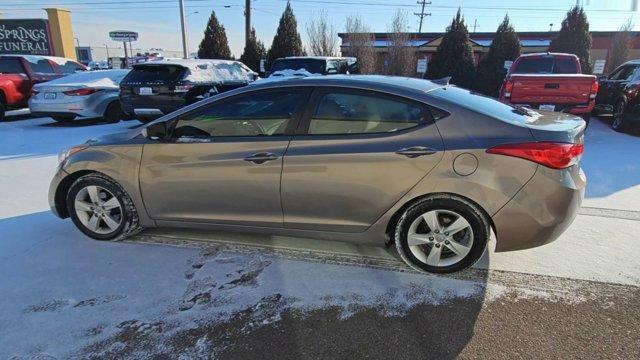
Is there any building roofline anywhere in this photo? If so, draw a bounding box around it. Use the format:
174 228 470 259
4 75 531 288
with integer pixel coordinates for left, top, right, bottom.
338 31 640 38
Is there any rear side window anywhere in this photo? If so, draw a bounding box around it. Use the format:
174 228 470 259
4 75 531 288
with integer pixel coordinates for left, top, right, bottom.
30 59 55 75
0 59 25 74
172 90 306 138
124 65 185 83
429 86 529 125
308 91 424 135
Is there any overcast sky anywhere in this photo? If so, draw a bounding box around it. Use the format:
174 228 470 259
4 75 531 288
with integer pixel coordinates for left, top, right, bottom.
3 0 639 57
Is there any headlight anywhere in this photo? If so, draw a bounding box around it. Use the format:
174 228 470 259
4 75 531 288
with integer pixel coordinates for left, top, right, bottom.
58 145 89 164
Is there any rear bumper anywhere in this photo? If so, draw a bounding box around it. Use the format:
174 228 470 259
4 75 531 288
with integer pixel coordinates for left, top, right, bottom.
492 165 585 252
500 99 595 115
120 94 186 117
29 95 109 118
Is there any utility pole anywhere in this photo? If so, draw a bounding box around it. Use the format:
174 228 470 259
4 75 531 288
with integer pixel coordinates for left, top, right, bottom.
179 0 189 58
472 19 479 33
245 0 251 46
414 0 431 33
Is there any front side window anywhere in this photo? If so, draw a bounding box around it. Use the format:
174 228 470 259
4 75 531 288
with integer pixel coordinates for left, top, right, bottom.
172 90 306 138
0 59 25 74
308 91 425 135
609 66 635 81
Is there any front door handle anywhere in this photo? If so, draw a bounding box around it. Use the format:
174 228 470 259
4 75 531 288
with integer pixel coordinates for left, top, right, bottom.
244 152 279 164
395 146 437 158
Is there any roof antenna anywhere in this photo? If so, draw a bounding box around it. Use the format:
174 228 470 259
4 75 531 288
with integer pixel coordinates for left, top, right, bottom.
432 76 451 85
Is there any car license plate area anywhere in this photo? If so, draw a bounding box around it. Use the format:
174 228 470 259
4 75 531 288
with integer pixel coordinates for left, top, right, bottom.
44 92 56 100
139 87 154 95
539 104 555 111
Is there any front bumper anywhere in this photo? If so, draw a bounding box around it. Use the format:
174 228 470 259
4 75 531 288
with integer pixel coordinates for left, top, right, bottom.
48 165 69 218
492 165 586 252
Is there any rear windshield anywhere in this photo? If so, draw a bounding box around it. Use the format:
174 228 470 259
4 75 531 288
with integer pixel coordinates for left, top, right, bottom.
123 65 186 83
0 58 24 74
429 86 529 125
270 59 326 74
512 56 578 74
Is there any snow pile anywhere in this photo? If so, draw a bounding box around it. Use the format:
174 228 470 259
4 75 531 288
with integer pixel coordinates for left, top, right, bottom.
268 68 321 78
33 70 130 91
146 59 256 83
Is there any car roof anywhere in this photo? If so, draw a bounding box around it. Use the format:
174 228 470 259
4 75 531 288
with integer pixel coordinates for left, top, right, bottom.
248 75 445 95
623 59 640 65
518 52 578 58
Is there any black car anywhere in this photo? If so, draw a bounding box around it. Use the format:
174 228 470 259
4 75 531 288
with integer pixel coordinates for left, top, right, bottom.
120 59 257 123
595 60 640 132
267 56 358 77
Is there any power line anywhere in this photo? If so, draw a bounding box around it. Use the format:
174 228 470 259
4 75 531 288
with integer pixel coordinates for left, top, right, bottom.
414 0 431 33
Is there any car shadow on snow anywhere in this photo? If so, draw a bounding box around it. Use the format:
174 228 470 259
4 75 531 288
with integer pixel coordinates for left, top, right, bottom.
0 211 489 359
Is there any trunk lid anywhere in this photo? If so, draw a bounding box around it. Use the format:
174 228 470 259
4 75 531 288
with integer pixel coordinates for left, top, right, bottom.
509 74 597 105
518 108 586 144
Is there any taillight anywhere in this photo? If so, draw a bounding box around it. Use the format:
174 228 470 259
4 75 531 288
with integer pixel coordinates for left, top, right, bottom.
589 81 598 100
173 84 193 93
63 88 97 96
487 142 584 169
503 81 514 98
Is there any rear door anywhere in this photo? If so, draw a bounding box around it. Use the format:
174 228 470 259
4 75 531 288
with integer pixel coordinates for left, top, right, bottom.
139 88 310 227
120 64 187 113
597 64 639 105
281 88 444 232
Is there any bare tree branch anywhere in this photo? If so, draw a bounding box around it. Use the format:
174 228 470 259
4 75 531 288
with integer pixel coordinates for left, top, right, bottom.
385 10 416 76
306 10 338 57
344 15 377 74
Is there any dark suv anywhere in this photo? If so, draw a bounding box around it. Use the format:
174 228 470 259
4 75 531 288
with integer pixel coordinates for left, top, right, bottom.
267 56 358 77
595 60 640 132
119 59 257 123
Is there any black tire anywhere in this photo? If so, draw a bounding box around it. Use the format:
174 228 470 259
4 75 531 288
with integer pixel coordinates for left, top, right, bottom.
395 194 490 274
51 115 75 122
66 173 141 241
103 101 122 123
0 96 5 121
611 99 628 133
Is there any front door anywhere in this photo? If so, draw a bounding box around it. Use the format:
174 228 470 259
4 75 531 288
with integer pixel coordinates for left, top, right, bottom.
281 88 444 232
139 88 310 227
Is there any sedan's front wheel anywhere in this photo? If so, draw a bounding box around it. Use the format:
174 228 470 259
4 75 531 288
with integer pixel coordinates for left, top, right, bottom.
66 174 141 241
395 195 489 274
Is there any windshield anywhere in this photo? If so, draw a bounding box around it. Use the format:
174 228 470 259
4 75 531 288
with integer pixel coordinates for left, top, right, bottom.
512 57 578 74
270 59 326 74
123 65 186 83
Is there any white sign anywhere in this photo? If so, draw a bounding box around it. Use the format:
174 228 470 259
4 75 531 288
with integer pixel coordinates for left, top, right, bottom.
593 59 606 74
260 59 266 72
504 60 513 70
417 58 428 73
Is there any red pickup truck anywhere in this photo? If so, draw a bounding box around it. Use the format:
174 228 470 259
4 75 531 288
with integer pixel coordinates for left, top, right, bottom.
499 53 598 120
0 55 86 120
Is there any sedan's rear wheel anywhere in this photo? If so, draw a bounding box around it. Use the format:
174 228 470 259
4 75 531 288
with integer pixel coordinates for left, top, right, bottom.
66 174 141 241
395 195 489 274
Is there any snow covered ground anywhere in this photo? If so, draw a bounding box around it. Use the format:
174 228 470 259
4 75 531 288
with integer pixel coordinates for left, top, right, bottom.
0 113 638 358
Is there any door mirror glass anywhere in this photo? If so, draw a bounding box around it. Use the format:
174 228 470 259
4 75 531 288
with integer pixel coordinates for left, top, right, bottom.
143 122 167 139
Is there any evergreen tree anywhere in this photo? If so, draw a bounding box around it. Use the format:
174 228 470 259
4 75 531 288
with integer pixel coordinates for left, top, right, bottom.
425 9 476 88
267 2 305 65
475 15 521 96
549 6 592 73
197 11 231 59
240 28 267 72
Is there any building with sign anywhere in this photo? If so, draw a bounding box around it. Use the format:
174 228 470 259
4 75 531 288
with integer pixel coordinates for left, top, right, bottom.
338 31 640 74
0 9 77 60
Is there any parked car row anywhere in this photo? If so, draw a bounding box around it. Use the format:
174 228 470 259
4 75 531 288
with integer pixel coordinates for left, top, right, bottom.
0 54 87 120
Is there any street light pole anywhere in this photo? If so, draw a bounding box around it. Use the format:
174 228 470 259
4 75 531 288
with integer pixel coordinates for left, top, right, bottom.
179 0 189 59
104 43 109 60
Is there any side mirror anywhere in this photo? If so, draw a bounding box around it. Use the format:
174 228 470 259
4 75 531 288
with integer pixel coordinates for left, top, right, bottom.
597 75 608 81
142 122 167 140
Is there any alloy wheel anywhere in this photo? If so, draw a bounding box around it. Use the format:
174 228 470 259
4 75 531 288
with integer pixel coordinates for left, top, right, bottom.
406 209 474 267
74 185 123 234
612 101 625 129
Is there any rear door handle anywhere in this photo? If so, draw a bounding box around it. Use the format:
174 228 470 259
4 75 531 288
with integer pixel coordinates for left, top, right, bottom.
244 152 279 164
395 146 438 158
